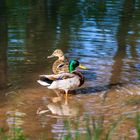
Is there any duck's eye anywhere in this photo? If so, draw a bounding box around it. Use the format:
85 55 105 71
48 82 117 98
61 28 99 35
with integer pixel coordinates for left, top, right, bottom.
57 63 65 69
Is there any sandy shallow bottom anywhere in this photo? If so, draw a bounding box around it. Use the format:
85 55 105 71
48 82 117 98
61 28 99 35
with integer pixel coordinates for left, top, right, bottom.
0 83 140 140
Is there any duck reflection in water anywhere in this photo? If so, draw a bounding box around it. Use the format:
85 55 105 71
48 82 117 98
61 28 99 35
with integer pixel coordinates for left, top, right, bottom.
37 96 83 140
37 95 81 117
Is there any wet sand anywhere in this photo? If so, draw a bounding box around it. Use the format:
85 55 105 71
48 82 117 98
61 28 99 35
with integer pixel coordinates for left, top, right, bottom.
0 83 140 139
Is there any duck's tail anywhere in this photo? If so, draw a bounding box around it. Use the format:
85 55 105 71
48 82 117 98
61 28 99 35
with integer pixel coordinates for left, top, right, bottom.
37 76 53 86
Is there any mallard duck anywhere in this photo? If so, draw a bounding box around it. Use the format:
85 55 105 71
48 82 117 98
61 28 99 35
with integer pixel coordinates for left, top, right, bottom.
47 49 87 74
47 49 69 74
37 60 85 104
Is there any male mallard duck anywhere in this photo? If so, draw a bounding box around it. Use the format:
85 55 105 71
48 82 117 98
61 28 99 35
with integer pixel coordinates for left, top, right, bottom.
47 49 69 74
37 60 85 104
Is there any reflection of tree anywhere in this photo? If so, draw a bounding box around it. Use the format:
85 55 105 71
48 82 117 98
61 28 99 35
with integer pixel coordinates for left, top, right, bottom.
27 0 104 58
129 0 140 59
0 0 8 89
110 0 136 84
26 0 81 68
27 0 49 65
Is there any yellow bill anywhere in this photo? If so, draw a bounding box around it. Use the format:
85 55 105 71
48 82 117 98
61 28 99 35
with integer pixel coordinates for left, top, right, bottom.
78 64 87 70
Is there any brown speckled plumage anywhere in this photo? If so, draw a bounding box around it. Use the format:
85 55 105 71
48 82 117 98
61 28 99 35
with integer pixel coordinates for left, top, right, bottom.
48 49 69 74
52 58 69 74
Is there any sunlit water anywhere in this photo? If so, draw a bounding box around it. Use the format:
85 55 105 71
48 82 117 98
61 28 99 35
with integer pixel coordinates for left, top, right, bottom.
0 0 140 139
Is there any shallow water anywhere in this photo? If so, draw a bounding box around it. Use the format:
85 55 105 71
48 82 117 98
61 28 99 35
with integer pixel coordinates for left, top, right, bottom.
0 0 140 139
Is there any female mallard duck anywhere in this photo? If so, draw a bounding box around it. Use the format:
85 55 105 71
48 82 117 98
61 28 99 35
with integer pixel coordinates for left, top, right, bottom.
47 49 69 74
37 60 85 104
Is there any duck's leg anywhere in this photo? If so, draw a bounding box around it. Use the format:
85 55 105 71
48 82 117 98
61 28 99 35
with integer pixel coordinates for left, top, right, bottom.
64 90 68 105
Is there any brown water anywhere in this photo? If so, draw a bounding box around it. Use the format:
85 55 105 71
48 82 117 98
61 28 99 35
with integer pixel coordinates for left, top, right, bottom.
0 0 140 139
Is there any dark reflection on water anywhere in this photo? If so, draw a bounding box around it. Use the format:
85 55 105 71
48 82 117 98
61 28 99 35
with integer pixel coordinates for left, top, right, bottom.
0 0 140 139
1 0 140 89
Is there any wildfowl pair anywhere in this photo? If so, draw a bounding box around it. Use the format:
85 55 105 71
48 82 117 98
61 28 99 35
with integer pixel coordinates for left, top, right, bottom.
37 50 86 104
47 49 86 74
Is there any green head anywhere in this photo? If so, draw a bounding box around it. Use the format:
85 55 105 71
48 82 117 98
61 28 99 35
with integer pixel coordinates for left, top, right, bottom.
69 60 80 73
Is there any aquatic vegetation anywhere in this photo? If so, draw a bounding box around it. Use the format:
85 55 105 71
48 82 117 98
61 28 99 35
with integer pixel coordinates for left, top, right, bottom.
1 113 140 140
136 113 140 140
59 113 140 140
0 128 27 140
60 115 122 140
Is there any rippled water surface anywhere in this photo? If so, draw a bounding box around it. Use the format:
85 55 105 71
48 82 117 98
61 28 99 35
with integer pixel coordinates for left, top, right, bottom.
0 0 140 139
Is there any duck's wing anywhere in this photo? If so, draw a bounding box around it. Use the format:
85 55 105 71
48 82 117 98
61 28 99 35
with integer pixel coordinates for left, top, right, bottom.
48 73 80 90
57 63 65 69
39 73 74 80
53 59 69 74
37 73 75 87
39 74 60 80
